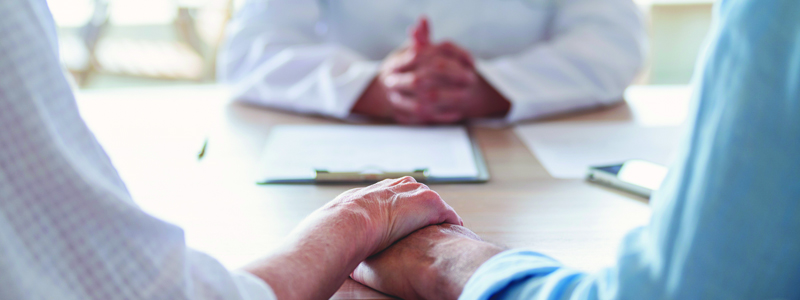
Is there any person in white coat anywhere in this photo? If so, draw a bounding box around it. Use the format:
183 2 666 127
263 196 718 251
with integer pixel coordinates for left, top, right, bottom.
218 0 646 124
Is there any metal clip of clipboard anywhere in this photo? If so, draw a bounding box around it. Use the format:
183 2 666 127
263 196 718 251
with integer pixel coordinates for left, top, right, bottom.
314 169 429 183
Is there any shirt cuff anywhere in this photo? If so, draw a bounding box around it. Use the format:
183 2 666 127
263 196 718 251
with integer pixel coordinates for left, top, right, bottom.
459 249 563 300
230 270 278 300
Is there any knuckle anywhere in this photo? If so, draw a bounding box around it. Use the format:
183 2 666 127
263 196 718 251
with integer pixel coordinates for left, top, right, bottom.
411 76 424 89
387 91 404 104
398 176 417 183
460 228 482 241
381 74 397 88
416 189 442 202
376 178 395 186
401 182 424 190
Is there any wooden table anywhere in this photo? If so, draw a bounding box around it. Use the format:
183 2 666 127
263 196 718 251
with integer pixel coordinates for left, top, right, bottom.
75 85 690 299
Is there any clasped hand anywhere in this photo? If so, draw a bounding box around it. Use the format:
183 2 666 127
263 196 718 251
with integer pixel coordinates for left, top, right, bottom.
380 17 478 124
355 17 510 124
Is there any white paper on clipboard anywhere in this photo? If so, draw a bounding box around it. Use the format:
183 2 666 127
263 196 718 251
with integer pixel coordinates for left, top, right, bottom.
257 125 480 182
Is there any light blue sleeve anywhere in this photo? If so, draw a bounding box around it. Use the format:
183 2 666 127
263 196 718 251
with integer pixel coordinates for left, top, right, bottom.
461 1 800 299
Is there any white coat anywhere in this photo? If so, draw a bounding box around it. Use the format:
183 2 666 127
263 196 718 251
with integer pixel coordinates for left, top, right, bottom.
218 0 647 123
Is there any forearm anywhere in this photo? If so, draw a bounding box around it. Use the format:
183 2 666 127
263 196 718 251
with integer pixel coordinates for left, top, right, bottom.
243 208 371 300
351 77 393 119
429 238 506 299
465 74 511 119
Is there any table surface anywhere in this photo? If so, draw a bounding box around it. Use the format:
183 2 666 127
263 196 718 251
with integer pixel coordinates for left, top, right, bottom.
75 85 691 299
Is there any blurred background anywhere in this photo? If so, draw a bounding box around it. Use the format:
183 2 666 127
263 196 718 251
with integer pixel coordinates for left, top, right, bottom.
49 0 714 90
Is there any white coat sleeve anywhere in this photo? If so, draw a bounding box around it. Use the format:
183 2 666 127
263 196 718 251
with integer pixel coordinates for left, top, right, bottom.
217 0 380 119
476 0 647 123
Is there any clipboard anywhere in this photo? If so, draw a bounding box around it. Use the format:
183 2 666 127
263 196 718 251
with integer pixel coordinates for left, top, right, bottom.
256 125 489 184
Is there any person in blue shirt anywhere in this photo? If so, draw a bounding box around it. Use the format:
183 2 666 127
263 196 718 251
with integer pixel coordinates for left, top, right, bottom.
350 1 800 299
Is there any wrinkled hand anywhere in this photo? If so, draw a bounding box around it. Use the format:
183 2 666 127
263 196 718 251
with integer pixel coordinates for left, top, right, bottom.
352 224 504 300
243 177 462 300
323 176 463 255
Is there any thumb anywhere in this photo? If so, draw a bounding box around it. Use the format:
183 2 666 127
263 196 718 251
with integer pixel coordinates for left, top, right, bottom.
411 16 431 50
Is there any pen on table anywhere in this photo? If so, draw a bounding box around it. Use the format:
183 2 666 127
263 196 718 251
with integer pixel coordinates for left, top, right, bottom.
198 138 208 160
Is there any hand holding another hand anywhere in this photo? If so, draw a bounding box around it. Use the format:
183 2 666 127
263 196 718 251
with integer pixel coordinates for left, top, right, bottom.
352 224 505 300
321 176 463 255
244 177 462 300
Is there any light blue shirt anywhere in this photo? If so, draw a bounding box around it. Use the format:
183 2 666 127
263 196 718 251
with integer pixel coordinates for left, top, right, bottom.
461 1 800 299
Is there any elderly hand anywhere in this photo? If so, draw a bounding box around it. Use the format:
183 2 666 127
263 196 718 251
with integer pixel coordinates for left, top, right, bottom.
243 177 462 300
320 176 463 254
352 224 505 300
